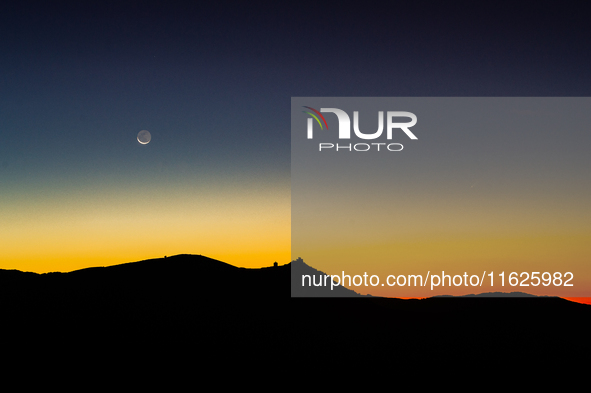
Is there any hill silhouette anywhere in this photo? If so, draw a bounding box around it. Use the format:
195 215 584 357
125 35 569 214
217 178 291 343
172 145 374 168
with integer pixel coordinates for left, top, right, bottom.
290 257 363 297
0 254 289 353
0 254 287 328
1 254 590 364
434 291 555 298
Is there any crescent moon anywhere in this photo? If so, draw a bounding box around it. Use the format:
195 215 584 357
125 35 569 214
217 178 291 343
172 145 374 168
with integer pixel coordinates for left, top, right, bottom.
137 130 151 144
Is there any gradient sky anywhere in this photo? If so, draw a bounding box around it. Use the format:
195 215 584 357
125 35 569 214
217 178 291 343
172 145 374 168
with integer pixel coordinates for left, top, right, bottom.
1 1 591 276
292 98 591 297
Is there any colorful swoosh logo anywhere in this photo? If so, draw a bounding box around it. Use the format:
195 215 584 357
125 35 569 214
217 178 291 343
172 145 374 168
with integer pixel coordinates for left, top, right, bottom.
302 106 328 129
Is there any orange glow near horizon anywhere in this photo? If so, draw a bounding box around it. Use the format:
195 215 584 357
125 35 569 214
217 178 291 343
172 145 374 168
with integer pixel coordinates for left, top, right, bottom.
563 297 591 305
293 184 591 298
0 179 290 273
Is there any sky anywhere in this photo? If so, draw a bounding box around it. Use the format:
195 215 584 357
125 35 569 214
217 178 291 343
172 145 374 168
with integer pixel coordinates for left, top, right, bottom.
1 1 591 278
292 98 591 297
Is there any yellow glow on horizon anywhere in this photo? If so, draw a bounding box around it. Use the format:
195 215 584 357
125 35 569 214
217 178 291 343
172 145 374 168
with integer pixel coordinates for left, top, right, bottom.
0 181 290 273
295 229 591 297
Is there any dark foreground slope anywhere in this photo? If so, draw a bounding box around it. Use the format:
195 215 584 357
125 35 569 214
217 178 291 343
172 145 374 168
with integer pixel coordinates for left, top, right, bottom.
0 254 287 338
1 254 589 364
291 260 591 361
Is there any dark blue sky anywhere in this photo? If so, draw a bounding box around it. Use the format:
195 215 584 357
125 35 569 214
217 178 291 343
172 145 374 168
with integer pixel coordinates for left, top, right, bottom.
2 2 591 171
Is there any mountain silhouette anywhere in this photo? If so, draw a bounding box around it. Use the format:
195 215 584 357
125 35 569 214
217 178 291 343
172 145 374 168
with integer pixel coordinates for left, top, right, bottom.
434 291 555 298
290 257 364 297
0 254 289 348
1 255 590 365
